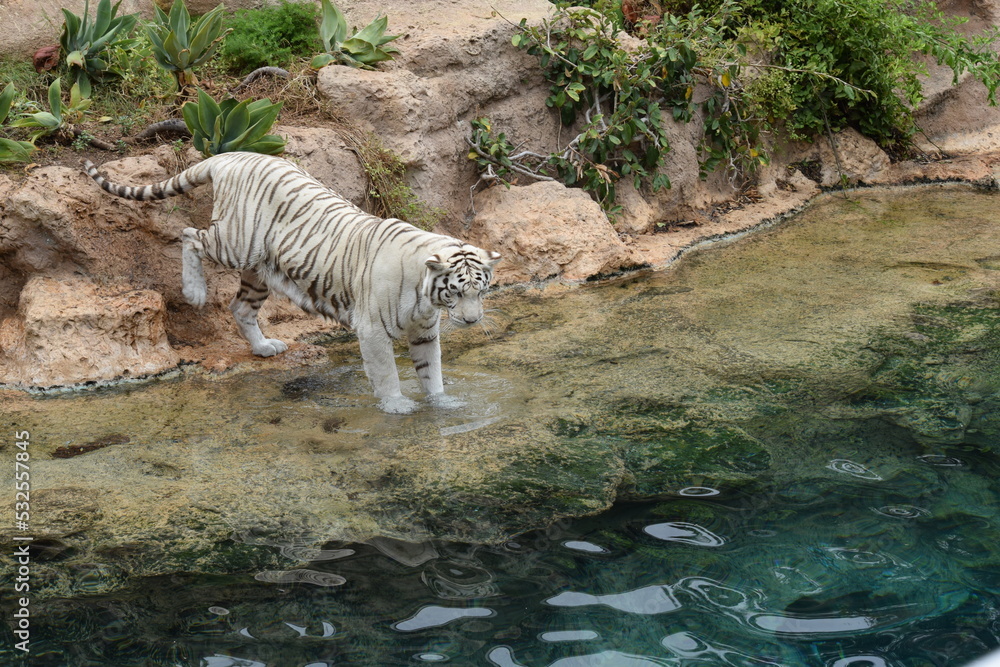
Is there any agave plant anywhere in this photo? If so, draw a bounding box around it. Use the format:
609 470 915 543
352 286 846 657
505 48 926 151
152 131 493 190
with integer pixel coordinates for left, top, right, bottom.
146 0 229 91
311 0 400 69
0 84 36 163
9 78 92 142
181 88 285 157
60 0 138 98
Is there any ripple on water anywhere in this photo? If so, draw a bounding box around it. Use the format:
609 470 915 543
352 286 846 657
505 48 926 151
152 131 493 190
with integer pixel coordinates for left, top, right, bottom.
422 559 499 599
643 522 726 547
661 631 782 665
252 569 346 587
871 504 931 519
278 546 355 561
827 459 883 480
917 454 966 467
831 658 889 667
487 646 676 667
677 486 721 497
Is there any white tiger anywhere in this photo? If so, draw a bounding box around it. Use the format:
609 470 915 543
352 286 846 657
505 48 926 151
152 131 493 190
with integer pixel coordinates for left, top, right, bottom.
82 152 500 414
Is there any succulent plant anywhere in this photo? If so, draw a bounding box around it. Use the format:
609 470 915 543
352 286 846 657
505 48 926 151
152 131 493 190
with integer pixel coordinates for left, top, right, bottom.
0 83 37 163
60 0 138 98
311 0 400 69
8 78 92 142
181 88 285 157
146 0 229 91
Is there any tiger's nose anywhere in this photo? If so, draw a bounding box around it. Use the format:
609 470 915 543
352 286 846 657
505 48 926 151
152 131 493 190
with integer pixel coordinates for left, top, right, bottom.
462 316 480 325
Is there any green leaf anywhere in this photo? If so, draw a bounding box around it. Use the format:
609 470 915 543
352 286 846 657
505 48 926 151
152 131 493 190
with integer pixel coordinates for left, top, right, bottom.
188 12 226 66
0 138 36 163
243 101 282 145
247 135 287 155
11 112 59 130
353 15 389 44
221 101 251 146
61 9 82 49
343 37 377 59
169 0 191 46
69 82 87 109
181 99 202 135
47 78 63 121
196 88 220 137
310 53 336 69
0 83 16 125
319 0 348 51
66 50 86 68
93 0 112 36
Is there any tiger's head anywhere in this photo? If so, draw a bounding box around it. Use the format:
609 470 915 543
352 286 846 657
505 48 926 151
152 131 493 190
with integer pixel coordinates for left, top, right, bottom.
424 245 501 327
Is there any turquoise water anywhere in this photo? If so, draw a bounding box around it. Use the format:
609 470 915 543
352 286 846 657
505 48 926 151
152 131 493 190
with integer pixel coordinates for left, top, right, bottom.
4 185 1000 665
10 442 1000 665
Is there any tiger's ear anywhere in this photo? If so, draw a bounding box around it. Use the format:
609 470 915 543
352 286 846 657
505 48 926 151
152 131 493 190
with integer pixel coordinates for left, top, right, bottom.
487 251 501 268
425 255 448 272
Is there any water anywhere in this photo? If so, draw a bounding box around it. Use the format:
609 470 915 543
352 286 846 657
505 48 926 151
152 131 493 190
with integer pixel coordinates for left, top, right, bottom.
3 185 1000 664
12 457 1000 665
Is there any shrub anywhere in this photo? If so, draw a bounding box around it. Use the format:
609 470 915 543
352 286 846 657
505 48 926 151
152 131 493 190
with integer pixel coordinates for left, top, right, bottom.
480 0 1000 211
731 0 1000 145
218 1 321 75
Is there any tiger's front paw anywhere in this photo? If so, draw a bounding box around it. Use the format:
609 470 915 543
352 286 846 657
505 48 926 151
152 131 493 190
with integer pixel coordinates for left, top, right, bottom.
252 339 288 357
427 393 466 410
182 282 207 308
379 395 419 415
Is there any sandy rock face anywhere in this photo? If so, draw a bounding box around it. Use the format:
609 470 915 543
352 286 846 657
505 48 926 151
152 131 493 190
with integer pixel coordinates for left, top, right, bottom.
0 0 147 59
465 181 646 283
0 275 179 387
316 0 557 217
282 126 368 206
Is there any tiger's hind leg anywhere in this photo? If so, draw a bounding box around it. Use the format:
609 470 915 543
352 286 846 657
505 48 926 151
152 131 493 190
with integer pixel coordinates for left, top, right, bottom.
230 270 289 357
181 227 209 307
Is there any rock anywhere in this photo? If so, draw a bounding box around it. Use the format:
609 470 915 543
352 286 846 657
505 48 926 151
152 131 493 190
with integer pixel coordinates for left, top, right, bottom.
614 186 659 235
816 128 891 187
281 126 368 207
643 106 742 223
0 275 179 388
465 181 646 283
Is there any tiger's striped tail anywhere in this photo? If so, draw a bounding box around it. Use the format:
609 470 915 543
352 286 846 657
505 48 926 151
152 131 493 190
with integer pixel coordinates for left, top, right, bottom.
81 158 212 201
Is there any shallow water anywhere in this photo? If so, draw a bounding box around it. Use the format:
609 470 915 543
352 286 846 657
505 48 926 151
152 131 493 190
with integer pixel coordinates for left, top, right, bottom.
3 185 1000 664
